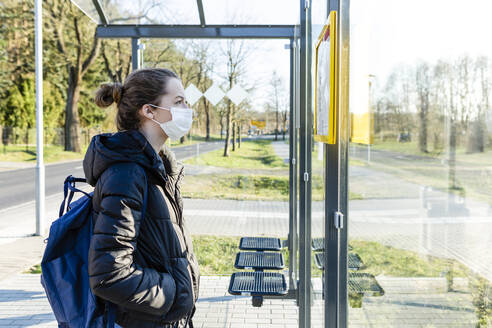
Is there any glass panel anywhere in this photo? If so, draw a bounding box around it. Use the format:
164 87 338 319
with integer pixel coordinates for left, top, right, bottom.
311 1 328 327
70 0 101 23
349 0 492 326
141 38 295 325
203 0 298 25
100 0 199 24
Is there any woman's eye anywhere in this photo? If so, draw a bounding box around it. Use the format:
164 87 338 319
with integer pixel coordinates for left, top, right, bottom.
176 100 183 105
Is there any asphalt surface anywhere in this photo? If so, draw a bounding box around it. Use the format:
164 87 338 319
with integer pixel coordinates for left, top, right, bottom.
0 141 223 211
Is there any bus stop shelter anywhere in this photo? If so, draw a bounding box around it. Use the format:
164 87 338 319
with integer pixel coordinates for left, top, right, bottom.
33 0 351 327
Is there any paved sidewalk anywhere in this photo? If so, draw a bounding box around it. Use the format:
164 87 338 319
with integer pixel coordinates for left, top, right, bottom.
0 274 480 327
0 140 488 327
0 274 300 328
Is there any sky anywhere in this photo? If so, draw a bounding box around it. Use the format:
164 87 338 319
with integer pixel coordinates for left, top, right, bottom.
74 0 492 111
195 0 492 111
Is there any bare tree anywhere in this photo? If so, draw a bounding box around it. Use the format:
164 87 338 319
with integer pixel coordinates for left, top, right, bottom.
45 0 100 152
171 41 199 143
378 66 414 139
101 40 132 83
270 71 283 141
216 102 227 140
222 40 249 157
466 56 489 153
281 110 288 140
190 41 214 140
416 61 431 153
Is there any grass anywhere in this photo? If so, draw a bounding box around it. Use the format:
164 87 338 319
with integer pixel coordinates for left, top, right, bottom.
26 264 41 274
350 240 469 277
192 236 241 275
182 139 363 201
185 140 287 170
0 144 85 163
0 135 220 163
370 140 444 158
25 237 471 277
182 174 363 201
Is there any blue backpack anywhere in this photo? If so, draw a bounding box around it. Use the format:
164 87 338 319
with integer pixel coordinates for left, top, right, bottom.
41 174 148 328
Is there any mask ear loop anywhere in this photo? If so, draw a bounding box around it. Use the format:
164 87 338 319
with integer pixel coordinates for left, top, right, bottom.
147 103 174 121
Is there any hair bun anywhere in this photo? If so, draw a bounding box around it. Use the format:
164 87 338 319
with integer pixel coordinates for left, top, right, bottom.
94 82 123 108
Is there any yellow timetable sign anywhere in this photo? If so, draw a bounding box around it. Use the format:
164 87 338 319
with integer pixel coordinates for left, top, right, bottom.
314 11 338 144
251 120 266 129
350 112 374 144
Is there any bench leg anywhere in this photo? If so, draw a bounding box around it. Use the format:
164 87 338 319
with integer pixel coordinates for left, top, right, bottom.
252 296 263 307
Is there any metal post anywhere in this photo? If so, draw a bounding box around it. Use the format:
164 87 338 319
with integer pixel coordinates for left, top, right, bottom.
35 0 45 236
139 42 146 68
324 1 350 327
299 0 312 326
288 38 298 292
338 1 350 326
132 38 141 71
97 25 297 39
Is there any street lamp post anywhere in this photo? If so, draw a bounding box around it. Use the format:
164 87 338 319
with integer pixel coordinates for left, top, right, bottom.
35 0 45 236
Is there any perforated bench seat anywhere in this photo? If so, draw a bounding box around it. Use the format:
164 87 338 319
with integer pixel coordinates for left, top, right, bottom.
314 252 364 270
235 252 285 270
348 272 384 296
239 237 282 251
228 272 288 296
312 238 324 252
312 238 353 252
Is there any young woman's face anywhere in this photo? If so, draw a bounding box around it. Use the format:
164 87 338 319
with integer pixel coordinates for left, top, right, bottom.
151 78 188 124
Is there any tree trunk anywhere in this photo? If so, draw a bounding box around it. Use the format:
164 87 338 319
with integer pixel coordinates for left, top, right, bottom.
223 102 232 157
466 119 485 153
25 128 29 152
64 67 82 152
448 121 457 190
282 114 287 140
232 121 236 152
237 124 242 148
219 117 224 140
2 126 12 147
275 109 279 141
203 98 210 141
418 97 428 153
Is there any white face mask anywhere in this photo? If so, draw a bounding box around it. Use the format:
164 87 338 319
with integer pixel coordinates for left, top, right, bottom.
148 104 193 140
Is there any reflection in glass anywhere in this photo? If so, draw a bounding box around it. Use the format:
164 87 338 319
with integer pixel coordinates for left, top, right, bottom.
70 0 102 23
203 0 298 25
100 0 199 25
349 0 492 326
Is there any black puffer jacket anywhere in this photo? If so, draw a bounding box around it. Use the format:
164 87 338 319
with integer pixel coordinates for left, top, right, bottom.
83 130 200 328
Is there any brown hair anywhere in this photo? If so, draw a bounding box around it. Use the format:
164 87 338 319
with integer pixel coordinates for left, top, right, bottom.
94 68 178 131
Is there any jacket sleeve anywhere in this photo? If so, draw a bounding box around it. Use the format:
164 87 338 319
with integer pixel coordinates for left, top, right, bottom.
88 163 176 316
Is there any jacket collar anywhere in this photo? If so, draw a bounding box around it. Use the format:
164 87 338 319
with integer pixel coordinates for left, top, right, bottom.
159 143 184 178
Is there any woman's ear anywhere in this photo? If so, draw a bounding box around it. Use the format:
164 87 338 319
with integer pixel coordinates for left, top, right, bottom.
140 105 154 120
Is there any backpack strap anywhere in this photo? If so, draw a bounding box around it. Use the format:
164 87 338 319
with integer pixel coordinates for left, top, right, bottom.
105 301 117 328
59 176 92 217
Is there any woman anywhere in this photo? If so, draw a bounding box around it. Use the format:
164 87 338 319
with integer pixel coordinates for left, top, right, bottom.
83 68 200 328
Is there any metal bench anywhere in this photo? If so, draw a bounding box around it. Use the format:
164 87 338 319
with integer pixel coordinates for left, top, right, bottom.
229 272 288 307
229 237 286 307
239 237 282 251
311 237 353 252
314 252 364 271
348 272 384 296
235 252 285 271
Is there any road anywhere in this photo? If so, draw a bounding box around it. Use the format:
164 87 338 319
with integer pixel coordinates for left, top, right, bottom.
0 141 223 211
